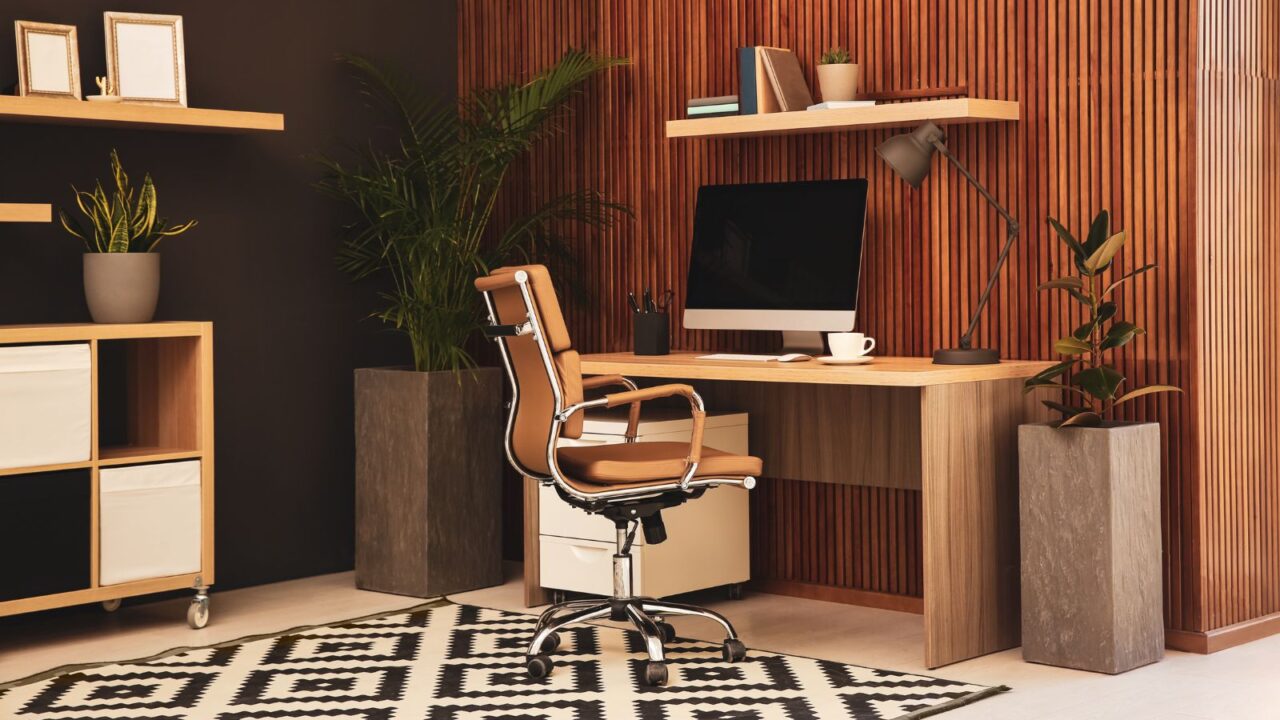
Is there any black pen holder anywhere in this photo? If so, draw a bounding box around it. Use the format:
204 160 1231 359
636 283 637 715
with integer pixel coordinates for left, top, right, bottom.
633 313 670 356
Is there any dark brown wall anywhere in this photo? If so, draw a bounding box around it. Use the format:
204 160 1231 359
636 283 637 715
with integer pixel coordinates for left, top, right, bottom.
0 1 456 589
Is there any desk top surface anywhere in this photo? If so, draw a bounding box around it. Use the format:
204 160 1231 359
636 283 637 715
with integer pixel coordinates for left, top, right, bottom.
580 352 1057 387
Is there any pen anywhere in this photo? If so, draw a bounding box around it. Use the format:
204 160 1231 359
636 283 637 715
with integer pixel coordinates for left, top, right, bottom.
643 287 655 313
627 292 641 314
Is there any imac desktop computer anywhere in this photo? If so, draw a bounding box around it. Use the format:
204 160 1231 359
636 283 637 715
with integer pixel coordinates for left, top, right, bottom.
683 178 869 358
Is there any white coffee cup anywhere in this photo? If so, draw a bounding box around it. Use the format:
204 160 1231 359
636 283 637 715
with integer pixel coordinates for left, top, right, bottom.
828 332 875 359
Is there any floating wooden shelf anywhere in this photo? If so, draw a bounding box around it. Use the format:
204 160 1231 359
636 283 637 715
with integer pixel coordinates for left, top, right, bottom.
0 95 284 133
0 203 52 223
666 98 1020 139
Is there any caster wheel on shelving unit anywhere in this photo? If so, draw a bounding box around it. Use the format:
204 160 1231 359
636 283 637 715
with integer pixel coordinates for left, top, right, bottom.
187 598 210 629
643 661 669 686
727 583 745 601
722 638 747 662
526 654 554 679
101 598 122 613
656 621 677 644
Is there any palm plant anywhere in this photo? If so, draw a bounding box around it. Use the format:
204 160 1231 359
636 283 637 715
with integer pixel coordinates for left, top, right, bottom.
318 50 630 372
1025 210 1181 426
59 149 197 253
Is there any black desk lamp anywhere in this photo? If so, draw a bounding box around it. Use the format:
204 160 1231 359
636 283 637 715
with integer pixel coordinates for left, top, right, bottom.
876 122 1019 365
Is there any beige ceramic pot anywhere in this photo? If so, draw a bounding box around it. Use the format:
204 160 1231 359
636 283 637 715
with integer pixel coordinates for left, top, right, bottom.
816 63 860 102
83 253 160 323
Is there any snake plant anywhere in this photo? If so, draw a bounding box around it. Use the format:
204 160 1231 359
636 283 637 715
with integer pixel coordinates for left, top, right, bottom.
1025 210 1181 427
59 150 197 253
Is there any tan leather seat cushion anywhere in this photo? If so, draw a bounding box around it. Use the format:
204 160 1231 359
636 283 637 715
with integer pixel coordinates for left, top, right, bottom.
557 442 762 485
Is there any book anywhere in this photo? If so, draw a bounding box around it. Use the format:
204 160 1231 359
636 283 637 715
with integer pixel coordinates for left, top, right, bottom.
688 103 739 116
760 48 813 111
688 95 738 108
738 46 784 114
686 110 739 119
806 100 877 110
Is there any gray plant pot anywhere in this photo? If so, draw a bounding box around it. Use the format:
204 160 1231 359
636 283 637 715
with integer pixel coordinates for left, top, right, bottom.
354 366 504 597
1018 422 1164 674
83 253 160 324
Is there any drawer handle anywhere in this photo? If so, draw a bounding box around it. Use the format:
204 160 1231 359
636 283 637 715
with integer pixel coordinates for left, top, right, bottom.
569 545 609 562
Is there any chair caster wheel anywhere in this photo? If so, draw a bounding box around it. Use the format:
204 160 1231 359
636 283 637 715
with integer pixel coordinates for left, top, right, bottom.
656 621 676 644
722 638 747 662
101 598 122 612
541 631 561 653
643 661 669 686
727 583 745 601
526 654 554 679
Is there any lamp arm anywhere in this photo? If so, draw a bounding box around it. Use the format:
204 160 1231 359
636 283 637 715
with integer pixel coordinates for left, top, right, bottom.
933 141 1020 350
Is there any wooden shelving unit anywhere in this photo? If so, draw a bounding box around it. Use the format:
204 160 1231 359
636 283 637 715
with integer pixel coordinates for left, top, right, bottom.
0 203 52 223
666 98 1019 139
0 95 284 133
0 322 215 624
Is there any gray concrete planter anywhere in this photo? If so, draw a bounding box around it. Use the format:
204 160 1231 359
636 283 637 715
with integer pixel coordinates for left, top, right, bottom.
83 253 160 324
1018 422 1164 674
354 366 504 597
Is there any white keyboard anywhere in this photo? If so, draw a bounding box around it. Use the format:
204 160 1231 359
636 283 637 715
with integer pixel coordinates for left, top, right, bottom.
696 353 806 362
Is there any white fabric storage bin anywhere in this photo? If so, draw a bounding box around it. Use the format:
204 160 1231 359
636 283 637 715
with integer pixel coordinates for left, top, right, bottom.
100 460 202 585
0 344 91 470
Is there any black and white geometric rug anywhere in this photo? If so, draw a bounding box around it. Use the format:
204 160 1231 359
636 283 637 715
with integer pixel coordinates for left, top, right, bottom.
0 601 1005 719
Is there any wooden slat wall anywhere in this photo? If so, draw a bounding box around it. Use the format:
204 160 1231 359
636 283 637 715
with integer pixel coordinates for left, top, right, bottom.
459 1 1206 631
1195 0 1280 631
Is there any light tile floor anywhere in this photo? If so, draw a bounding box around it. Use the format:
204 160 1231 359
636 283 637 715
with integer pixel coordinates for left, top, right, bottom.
3 568 1276 719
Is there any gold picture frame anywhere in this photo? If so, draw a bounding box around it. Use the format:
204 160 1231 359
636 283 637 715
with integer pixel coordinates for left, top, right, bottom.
103 11 187 106
15 21 82 100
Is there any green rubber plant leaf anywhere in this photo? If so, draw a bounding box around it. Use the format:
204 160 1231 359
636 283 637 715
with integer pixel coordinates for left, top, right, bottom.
1038 276 1084 291
1105 263 1157 296
1047 216 1087 264
1041 400 1093 417
1072 301 1117 340
1028 358 1077 383
1071 365 1125 401
1054 336 1092 355
1114 384 1183 405
1100 320 1146 350
1083 209 1111 255
1058 411 1104 428
1084 230 1129 274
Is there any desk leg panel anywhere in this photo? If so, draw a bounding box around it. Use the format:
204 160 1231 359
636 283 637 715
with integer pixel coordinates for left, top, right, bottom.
920 378 1023 668
523 476 550 607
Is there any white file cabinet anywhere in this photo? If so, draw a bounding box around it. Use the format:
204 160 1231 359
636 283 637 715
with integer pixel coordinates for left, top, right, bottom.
539 408 750 599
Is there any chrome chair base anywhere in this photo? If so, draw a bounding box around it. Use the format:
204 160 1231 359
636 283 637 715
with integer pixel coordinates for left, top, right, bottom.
525 595 748 686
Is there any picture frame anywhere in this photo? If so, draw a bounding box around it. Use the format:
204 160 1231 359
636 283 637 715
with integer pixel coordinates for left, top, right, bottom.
15 21 82 100
103 12 187 106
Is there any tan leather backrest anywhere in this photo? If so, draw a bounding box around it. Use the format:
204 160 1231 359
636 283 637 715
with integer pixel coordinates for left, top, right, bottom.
476 265 584 477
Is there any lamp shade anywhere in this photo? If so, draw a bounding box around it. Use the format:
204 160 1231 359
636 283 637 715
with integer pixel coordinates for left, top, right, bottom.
876 122 946 188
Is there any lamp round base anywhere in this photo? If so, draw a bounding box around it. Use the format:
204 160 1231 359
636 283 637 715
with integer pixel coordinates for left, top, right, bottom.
933 347 1001 365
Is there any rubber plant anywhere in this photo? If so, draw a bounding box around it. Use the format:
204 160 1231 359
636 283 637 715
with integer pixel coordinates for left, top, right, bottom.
1024 210 1181 427
59 149 197 253
318 50 631 372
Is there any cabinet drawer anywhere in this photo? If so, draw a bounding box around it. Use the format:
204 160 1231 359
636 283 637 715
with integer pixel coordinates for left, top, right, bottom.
100 460 202 585
539 536 644 596
0 344 91 470
0 469 91 601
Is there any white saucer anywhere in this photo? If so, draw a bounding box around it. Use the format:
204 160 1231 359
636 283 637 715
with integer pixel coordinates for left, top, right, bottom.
816 355 873 365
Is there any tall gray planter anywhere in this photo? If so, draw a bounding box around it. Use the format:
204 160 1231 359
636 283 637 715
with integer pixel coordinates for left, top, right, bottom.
1018 422 1164 674
354 366 504 597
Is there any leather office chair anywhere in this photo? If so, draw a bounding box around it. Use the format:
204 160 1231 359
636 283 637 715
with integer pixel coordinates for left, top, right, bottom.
475 265 761 687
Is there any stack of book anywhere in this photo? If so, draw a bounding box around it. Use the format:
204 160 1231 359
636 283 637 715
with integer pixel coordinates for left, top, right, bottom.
687 95 739 118
807 100 877 110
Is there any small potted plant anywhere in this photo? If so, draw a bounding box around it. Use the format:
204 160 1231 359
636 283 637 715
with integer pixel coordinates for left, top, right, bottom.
1020 210 1180 674
59 150 196 323
816 46 859 102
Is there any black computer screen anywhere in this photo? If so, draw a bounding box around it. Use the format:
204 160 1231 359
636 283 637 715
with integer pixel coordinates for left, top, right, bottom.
685 179 868 311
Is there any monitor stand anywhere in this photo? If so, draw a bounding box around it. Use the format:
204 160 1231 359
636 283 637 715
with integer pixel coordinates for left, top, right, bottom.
781 330 825 355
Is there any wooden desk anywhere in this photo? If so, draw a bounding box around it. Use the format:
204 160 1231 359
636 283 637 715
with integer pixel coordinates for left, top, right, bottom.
557 352 1052 668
